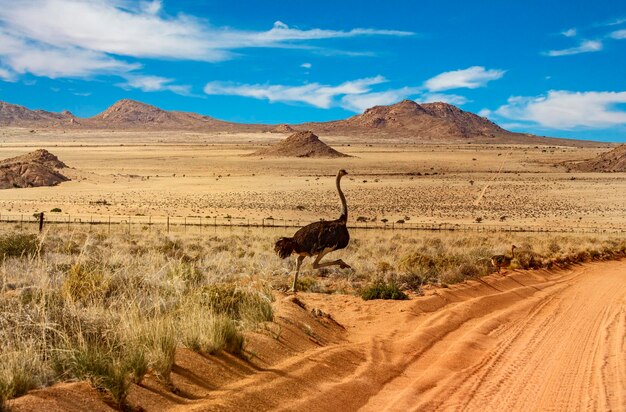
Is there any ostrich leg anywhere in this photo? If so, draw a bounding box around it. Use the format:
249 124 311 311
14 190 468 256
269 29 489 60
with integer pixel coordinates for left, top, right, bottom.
290 255 305 293
311 248 351 270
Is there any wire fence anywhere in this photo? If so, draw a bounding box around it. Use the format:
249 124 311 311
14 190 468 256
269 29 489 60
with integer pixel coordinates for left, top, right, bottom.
0 212 624 236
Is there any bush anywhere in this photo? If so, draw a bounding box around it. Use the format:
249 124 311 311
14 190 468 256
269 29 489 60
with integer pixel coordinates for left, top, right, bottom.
0 233 40 260
361 280 408 301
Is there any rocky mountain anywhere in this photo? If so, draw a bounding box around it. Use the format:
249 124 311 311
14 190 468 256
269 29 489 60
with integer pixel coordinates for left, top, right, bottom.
567 144 626 172
0 149 69 189
249 131 349 158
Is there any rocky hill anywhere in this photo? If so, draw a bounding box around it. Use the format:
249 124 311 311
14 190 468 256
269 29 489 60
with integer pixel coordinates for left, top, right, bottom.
0 101 76 127
567 144 626 172
300 100 518 141
88 99 250 130
249 131 349 158
0 149 69 189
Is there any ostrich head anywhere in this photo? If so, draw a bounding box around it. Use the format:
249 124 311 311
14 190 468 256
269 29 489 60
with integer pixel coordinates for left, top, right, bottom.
338 169 348 177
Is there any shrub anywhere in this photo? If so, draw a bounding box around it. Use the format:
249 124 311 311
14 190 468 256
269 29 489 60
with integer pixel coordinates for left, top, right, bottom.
0 233 40 260
361 280 408 301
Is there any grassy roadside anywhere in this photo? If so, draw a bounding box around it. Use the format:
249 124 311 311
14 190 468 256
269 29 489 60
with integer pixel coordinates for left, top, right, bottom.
1 227 624 408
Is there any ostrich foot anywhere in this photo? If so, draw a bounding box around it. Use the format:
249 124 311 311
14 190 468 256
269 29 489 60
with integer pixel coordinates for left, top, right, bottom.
339 262 351 269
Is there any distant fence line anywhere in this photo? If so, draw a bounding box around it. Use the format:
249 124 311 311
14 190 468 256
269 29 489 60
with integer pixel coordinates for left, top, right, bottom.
0 212 624 235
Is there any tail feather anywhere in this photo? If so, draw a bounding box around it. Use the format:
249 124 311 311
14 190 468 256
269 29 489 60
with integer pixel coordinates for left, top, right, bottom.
275 237 296 259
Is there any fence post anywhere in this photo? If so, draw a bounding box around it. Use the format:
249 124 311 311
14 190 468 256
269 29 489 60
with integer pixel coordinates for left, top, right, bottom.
20 214 23 231
39 212 44 233
128 216 131 234
184 217 187 233
67 215 70 231
108 216 111 234
167 215 170 233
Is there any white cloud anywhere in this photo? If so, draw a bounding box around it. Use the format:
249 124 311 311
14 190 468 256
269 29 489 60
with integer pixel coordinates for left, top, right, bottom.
423 66 505 92
603 17 626 26
562 28 577 37
495 90 626 129
118 75 191 95
203 74 474 113
477 108 492 117
610 29 626 39
140 0 162 15
418 93 469 106
0 67 16 81
300 62 312 69
204 76 387 108
0 1 413 67
544 40 603 56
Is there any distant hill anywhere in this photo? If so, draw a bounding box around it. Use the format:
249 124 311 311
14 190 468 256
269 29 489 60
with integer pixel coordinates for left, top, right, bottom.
0 149 69 189
296 100 581 145
0 98 606 146
249 131 350 158
567 144 626 172
88 99 246 130
0 101 76 127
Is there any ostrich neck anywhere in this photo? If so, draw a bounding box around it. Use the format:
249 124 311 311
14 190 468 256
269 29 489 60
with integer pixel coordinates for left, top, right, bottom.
511 247 515 258
336 174 347 221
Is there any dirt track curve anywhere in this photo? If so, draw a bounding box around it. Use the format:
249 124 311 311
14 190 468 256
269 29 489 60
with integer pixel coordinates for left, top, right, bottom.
185 260 626 412
11 260 625 412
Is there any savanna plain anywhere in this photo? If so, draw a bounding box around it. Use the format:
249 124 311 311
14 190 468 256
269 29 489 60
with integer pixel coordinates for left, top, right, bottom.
0 129 625 411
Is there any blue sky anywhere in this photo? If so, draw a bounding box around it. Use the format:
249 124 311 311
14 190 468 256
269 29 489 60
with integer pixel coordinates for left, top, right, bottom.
0 0 625 141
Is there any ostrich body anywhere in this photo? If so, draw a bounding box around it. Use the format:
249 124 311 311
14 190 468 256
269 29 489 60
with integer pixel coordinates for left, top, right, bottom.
275 169 351 292
491 245 517 273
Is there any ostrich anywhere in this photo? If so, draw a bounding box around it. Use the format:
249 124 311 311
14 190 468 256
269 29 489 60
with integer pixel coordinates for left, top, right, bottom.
275 169 351 292
491 245 517 273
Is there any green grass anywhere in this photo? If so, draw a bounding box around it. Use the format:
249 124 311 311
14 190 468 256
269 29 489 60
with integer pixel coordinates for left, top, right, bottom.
360 280 409 301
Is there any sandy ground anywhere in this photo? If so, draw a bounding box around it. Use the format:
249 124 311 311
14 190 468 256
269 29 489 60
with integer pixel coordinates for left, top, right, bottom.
10 259 625 411
0 129 624 230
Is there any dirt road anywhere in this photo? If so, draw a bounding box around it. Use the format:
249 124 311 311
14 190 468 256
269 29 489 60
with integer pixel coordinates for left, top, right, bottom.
185 260 625 411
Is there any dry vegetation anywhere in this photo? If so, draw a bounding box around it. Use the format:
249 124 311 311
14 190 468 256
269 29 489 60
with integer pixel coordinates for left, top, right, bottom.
1 225 625 409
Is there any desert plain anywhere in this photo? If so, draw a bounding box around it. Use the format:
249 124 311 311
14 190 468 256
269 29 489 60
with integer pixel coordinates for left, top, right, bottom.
0 127 623 231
